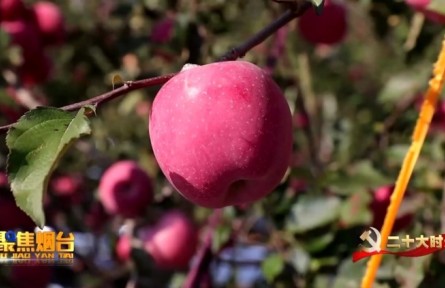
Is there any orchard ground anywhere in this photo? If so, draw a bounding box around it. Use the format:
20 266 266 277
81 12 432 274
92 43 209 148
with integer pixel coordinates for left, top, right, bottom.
1 0 445 288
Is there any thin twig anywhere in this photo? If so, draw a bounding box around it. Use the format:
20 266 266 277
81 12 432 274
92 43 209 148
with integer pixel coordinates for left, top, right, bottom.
0 4 312 134
217 2 312 62
295 82 322 173
183 209 223 288
0 74 176 133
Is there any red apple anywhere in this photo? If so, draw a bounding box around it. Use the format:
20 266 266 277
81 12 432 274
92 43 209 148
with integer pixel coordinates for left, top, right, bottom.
0 199 35 231
0 105 22 122
98 160 153 218
85 202 110 233
31 1 65 45
0 0 26 21
116 235 132 262
151 16 175 44
405 0 445 24
1 20 44 62
369 185 414 232
49 174 84 208
10 264 53 288
298 0 348 45
0 172 7 187
18 52 53 86
139 210 198 269
50 174 82 196
149 61 293 208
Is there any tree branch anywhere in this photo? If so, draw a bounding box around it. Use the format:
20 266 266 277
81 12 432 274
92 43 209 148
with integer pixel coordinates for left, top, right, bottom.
217 3 312 62
0 2 313 135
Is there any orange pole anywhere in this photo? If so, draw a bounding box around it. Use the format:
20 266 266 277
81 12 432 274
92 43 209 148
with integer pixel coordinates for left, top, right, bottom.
361 37 445 288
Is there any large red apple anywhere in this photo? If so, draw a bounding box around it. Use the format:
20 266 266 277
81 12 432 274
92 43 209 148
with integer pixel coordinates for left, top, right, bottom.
298 0 348 45
369 185 414 232
149 61 293 208
31 1 65 45
405 0 445 24
98 160 153 218
0 0 26 21
139 210 198 270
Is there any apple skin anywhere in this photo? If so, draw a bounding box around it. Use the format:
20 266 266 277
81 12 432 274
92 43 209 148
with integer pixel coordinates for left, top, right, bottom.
0 199 36 231
405 0 445 24
116 235 132 262
297 0 347 45
1 20 52 85
0 0 26 21
139 210 198 270
369 185 414 232
85 202 110 233
98 160 154 218
1 20 44 62
50 174 83 197
149 61 293 208
31 1 65 46
151 16 175 44
18 53 53 86
10 264 53 288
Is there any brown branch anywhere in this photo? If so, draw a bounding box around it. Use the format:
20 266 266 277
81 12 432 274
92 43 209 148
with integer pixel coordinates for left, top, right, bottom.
183 209 223 288
217 3 312 62
0 2 313 134
0 73 176 133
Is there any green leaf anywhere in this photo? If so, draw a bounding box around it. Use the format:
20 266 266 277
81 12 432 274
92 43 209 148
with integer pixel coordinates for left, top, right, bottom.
289 247 311 274
323 161 390 195
339 191 372 227
6 107 93 228
377 70 429 104
428 0 445 15
212 225 231 252
302 232 335 253
261 254 285 283
310 0 324 8
286 195 341 233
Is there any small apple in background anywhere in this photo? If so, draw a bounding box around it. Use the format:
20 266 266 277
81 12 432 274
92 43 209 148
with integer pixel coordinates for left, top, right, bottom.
1 20 53 85
294 113 309 129
18 53 53 86
85 202 110 233
10 264 53 288
0 172 7 186
50 174 84 207
0 199 35 231
1 20 44 61
405 0 445 24
149 61 293 208
139 210 198 270
115 234 132 262
151 15 175 44
98 160 153 218
50 174 83 197
31 1 65 46
298 0 348 45
369 185 414 232
0 0 26 22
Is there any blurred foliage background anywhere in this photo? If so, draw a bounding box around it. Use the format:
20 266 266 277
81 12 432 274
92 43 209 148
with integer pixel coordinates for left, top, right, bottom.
1 0 445 287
